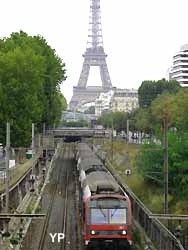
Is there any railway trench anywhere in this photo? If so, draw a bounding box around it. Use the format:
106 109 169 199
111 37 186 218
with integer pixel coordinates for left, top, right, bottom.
22 144 82 250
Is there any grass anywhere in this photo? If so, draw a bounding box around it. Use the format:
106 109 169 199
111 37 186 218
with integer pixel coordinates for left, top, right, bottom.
102 140 188 215
102 141 165 213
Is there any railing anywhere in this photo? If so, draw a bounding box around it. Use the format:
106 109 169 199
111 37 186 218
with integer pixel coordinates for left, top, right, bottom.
96 148 185 250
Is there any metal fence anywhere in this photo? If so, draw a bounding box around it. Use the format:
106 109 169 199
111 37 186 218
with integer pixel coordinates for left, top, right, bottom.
106 159 185 250
95 147 186 250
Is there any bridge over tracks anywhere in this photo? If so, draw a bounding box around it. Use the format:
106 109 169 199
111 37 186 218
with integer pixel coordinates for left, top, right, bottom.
46 127 110 142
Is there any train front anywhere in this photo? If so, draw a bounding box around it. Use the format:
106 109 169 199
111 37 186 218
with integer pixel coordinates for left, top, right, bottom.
85 194 132 249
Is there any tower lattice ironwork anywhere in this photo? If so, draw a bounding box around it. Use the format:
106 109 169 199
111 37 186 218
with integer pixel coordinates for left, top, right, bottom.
69 0 113 110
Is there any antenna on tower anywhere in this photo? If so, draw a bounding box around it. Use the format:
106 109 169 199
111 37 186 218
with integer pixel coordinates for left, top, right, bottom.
87 0 104 49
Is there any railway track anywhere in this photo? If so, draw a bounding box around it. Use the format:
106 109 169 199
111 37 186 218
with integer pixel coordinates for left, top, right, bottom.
32 145 82 250
38 182 58 250
37 144 70 250
22 143 82 250
62 146 82 250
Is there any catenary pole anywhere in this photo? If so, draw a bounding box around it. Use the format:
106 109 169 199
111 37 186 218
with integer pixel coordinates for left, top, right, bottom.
127 119 129 144
164 118 169 214
32 123 35 175
111 116 114 161
29 123 35 192
5 122 10 236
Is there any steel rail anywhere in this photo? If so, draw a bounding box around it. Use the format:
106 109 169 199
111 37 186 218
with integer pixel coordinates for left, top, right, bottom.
0 213 46 219
59 143 70 250
37 143 66 250
37 183 58 250
61 168 69 250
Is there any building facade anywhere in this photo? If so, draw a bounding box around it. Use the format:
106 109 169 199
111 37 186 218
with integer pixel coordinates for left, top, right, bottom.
170 44 188 86
76 101 95 113
95 90 114 117
111 89 138 113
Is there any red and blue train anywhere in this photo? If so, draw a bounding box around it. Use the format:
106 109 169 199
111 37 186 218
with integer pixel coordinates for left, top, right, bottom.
76 143 132 250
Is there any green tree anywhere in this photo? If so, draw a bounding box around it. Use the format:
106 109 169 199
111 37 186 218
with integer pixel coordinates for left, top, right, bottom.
97 111 129 132
0 46 45 145
112 112 128 132
136 143 163 184
151 92 177 130
136 132 188 198
0 31 67 146
138 79 180 108
136 92 188 199
97 112 113 128
134 108 154 134
174 89 188 132
168 132 188 197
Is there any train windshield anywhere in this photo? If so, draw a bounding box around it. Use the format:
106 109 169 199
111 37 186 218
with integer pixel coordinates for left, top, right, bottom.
91 208 126 224
89 198 128 224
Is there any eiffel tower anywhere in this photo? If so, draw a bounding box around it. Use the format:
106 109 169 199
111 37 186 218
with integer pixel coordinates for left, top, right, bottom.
69 0 113 110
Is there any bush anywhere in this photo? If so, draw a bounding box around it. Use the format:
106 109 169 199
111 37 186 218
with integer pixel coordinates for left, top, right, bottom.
132 228 141 244
136 132 188 199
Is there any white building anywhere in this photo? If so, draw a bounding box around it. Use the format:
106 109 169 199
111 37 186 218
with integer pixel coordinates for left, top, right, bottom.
74 88 138 117
95 90 114 117
76 101 95 113
170 44 188 86
111 89 138 113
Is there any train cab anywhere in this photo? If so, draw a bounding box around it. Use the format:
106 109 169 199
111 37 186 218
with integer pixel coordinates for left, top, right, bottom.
85 194 132 249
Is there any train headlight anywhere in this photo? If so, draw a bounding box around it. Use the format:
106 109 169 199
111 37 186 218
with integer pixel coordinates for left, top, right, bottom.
122 230 127 235
91 230 95 235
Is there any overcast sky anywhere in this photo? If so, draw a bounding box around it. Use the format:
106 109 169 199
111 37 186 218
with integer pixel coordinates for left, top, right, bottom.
1 0 188 102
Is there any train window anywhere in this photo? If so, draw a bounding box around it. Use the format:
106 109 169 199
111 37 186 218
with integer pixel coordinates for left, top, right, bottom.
90 208 127 224
90 209 108 224
89 198 128 208
109 208 127 224
88 198 129 225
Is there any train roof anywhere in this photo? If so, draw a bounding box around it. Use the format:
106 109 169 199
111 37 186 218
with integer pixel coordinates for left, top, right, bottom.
77 143 98 157
77 142 92 152
78 143 120 194
86 171 119 194
80 157 103 168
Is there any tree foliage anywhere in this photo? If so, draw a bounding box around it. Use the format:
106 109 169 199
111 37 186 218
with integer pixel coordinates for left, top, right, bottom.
136 143 163 184
136 132 188 198
173 89 188 132
133 108 154 134
151 93 177 126
138 79 180 108
97 111 129 132
135 90 188 199
0 31 67 146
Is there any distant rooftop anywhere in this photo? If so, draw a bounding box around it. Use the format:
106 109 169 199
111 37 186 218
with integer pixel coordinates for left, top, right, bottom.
114 88 138 93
